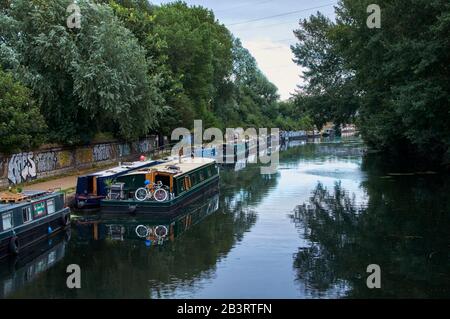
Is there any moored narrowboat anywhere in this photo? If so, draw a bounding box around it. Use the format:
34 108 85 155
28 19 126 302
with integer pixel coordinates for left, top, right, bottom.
100 157 219 215
74 159 163 211
0 190 70 259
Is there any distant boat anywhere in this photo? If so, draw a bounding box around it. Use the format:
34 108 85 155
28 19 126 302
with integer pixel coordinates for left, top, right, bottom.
0 190 70 259
74 159 163 211
100 157 219 216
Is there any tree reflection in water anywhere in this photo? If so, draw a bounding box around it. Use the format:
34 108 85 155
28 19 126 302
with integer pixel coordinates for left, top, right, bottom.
291 176 450 298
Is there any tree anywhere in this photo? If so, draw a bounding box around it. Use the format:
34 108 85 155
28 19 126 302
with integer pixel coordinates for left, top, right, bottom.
0 68 46 153
291 12 358 130
154 2 234 129
1 0 164 143
292 0 450 168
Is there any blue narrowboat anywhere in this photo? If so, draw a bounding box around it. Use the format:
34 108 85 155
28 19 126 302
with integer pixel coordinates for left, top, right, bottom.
74 160 163 211
0 190 70 259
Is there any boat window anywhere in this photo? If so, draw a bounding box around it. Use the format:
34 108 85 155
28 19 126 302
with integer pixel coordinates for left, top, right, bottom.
87 176 95 194
47 199 56 215
2 212 13 231
184 176 191 190
155 174 171 187
33 202 47 218
178 179 186 193
191 173 198 186
22 206 32 223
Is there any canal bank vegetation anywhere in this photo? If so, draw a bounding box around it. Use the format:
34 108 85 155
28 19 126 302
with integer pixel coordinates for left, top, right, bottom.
0 0 310 154
291 0 450 169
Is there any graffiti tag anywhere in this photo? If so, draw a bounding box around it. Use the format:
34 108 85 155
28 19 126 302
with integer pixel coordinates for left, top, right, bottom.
8 152 37 184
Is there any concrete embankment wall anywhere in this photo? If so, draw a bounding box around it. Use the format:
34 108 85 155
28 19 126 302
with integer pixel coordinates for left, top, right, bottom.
0 136 159 188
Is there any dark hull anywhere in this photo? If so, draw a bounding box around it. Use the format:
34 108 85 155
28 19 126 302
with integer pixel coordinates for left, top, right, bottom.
0 208 70 260
100 176 219 218
72 195 104 212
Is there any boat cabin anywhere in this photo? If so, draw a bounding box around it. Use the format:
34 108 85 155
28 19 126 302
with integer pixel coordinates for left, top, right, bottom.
113 158 219 199
75 159 162 209
0 190 70 258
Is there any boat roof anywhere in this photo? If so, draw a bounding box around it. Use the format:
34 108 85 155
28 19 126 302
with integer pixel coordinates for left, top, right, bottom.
123 157 216 178
0 190 59 212
81 160 161 178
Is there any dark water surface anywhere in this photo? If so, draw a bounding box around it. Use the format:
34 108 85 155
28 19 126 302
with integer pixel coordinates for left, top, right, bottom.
2 138 450 298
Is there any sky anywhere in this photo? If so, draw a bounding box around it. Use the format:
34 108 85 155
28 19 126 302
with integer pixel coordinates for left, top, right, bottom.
151 0 337 100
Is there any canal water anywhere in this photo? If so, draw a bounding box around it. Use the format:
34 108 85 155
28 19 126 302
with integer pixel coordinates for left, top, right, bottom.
2 137 449 298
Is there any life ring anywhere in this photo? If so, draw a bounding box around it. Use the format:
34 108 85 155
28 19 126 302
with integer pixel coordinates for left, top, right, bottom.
154 188 168 202
135 225 151 238
135 187 148 201
61 213 71 227
9 237 19 255
154 225 168 238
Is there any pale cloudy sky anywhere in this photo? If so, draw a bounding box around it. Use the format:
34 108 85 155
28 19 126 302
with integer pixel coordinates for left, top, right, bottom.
151 0 337 100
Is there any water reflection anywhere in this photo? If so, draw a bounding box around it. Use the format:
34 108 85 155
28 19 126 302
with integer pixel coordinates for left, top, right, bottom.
2 137 449 298
75 192 220 245
0 231 68 298
291 172 450 298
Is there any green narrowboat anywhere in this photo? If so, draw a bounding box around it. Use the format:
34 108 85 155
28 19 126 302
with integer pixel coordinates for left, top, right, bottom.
100 157 219 215
0 190 70 259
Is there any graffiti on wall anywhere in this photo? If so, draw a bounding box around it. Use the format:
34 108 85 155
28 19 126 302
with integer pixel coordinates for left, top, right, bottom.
57 150 74 168
35 152 58 173
8 152 37 184
2 136 159 185
93 144 112 162
133 138 156 154
118 143 131 157
139 140 151 153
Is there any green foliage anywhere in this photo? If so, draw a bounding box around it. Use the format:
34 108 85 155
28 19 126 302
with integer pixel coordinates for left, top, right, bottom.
1 0 163 143
292 12 358 130
0 0 295 152
0 68 46 153
153 2 234 129
292 0 450 167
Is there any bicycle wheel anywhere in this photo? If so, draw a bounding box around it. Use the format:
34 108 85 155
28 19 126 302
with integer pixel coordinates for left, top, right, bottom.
135 225 150 238
153 188 168 202
135 187 149 201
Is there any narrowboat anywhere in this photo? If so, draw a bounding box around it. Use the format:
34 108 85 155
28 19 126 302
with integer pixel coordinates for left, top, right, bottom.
100 157 219 215
74 159 163 211
0 190 70 259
